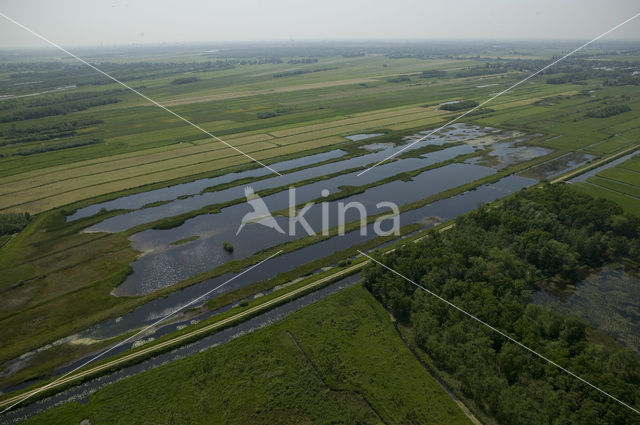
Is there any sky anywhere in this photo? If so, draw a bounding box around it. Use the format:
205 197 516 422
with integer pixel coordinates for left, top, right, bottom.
0 0 639 49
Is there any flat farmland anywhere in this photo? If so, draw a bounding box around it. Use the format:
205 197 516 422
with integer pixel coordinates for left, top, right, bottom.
573 181 640 214
586 134 638 154
0 103 451 212
0 79 593 214
587 176 640 198
1 54 638 218
574 153 640 216
598 165 640 186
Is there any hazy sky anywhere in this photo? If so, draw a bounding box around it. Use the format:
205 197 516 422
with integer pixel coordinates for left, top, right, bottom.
0 0 639 49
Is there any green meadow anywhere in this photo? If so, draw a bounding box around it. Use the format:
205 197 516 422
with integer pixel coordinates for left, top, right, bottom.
21 285 475 425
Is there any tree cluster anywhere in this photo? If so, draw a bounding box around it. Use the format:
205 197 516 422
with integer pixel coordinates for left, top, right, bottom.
440 100 479 111
287 58 318 64
0 90 121 123
420 70 446 78
273 66 337 78
0 212 30 236
15 138 100 156
387 75 412 83
0 60 236 94
585 104 631 118
257 108 291 119
0 118 103 145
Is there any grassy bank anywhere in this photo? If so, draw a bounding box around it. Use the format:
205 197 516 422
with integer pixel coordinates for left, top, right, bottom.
21 285 474 425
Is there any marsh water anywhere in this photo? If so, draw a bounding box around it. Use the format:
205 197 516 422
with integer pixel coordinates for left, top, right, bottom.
68 149 347 220
0 172 536 391
519 151 595 180
569 151 639 183
533 267 640 357
1 123 544 395
0 274 362 425
64 174 536 343
120 160 495 295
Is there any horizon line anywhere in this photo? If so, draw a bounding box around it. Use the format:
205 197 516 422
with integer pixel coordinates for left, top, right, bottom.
2 37 640 53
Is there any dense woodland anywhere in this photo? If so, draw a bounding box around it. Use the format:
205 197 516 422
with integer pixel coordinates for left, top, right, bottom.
0 90 122 123
0 212 30 236
364 184 640 425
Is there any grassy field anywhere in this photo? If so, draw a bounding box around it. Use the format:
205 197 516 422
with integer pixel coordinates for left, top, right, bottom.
573 153 640 215
21 284 474 425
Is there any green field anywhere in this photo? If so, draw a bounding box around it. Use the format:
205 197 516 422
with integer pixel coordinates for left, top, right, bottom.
22 285 475 425
573 153 640 215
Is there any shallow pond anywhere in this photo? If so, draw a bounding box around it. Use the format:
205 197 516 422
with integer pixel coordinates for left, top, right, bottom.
119 160 494 295
85 138 482 233
68 149 347 220
519 151 595 180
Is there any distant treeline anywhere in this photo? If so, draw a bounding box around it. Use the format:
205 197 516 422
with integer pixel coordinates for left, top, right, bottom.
454 64 509 78
387 75 411 83
461 107 494 117
414 59 640 87
0 118 103 145
217 58 282 65
0 90 122 123
0 60 236 93
0 212 30 236
585 104 631 118
273 66 338 78
287 58 318 64
14 138 101 156
420 70 446 78
439 100 478 111
257 108 292 119
364 184 640 424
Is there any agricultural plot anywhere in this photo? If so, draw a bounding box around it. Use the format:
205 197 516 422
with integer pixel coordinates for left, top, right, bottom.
573 181 640 215
598 165 640 187
587 176 640 198
573 154 640 216
586 134 639 154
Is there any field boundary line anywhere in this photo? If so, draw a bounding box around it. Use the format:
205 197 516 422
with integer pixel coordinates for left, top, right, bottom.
0 12 282 177
357 11 640 176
